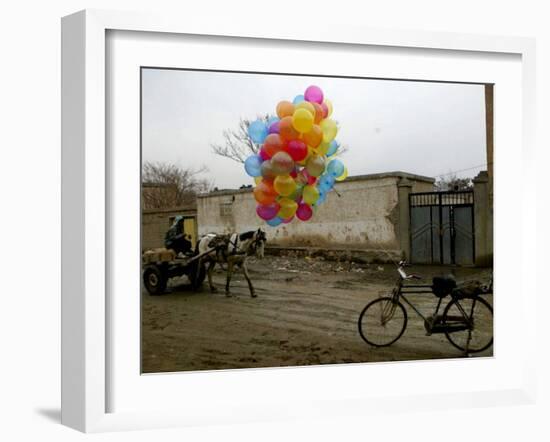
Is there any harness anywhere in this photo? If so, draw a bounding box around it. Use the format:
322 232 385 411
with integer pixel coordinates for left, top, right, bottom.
228 233 242 256
209 232 263 262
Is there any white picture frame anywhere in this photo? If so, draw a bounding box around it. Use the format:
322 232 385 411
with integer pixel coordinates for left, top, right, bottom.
61 9 537 433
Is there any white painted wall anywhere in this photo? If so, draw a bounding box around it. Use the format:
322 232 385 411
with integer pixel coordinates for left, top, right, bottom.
197 173 433 250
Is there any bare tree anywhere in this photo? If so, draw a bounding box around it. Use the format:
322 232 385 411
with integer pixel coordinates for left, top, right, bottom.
211 116 270 164
211 115 348 163
435 173 473 192
142 161 212 209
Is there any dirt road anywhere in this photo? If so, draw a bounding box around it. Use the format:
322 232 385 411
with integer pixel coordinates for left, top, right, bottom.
142 255 493 373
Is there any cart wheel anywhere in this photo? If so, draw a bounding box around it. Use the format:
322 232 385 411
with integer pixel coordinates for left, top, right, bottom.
143 265 167 295
188 259 206 289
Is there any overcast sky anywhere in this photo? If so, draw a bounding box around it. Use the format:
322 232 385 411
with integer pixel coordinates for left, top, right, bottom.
142 68 487 189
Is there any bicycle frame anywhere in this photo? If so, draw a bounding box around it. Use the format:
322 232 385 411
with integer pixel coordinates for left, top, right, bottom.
390 276 476 331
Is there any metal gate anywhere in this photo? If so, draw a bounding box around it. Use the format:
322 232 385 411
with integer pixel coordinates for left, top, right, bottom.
409 191 475 265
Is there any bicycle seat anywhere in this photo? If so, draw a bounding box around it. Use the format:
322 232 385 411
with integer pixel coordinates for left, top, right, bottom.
432 275 457 297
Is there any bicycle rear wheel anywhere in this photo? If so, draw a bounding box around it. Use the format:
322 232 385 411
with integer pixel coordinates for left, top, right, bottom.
443 295 493 353
358 297 407 347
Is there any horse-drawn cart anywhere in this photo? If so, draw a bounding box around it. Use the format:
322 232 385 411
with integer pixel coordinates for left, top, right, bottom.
142 248 211 295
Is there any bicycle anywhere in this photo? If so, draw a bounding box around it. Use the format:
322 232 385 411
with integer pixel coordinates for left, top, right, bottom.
357 261 493 354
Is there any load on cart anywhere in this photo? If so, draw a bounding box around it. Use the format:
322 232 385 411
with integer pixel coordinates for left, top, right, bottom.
142 216 207 295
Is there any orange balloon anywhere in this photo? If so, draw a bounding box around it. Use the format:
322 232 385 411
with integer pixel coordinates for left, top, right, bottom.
263 133 285 158
279 116 301 141
276 101 295 119
303 125 323 148
253 180 277 205
312 102 324 124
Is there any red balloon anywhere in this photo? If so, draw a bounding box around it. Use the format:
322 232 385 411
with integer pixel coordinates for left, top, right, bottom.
259 147 270 161
296 203 313 221
287 140 308 161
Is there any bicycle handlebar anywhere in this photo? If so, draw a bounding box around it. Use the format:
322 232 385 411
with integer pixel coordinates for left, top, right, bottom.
397 260 422 280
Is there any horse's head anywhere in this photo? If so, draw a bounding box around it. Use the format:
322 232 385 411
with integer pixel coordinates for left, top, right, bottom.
252 228 267 259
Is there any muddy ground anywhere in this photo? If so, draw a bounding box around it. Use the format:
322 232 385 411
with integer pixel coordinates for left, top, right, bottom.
142 254 493 373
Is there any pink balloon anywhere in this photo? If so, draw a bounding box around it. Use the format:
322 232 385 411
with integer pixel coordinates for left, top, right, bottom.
256 202 280 221
268 121 280 134
304 85 324 104
296 203 313 221
259 147 270 161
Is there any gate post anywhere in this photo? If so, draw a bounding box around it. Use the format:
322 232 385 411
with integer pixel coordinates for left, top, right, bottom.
473 171 492 266
397 177 413 260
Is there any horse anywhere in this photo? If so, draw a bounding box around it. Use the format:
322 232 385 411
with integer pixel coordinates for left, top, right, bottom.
196 229 267 297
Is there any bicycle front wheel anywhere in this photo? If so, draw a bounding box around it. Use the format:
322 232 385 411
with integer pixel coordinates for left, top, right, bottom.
358 297 408 347
443 295 493 353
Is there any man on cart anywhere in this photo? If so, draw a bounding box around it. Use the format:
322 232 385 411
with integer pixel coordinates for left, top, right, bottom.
164 215 193 258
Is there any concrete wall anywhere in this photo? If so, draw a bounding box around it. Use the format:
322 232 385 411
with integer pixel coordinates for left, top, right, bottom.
473 171 493 266
142 207 197 252
197 172 434 254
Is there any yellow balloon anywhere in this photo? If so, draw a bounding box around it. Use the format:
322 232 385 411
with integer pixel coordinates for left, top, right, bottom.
278 198 298 218
295 101 315 116
325 99 333 117
317 141 330 156
274 175 297 197
254 176 263 185
302 185 320 205
335 166 348 182
292 108 314 134
320 119 338 143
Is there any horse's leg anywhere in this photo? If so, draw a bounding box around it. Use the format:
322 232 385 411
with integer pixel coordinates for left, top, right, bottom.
207 259 217 292
242 259 256 298
225 259 235 297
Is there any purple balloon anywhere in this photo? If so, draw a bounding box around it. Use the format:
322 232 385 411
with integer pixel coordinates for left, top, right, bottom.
256 202 280 221
268 120 280 134
304 85 324 104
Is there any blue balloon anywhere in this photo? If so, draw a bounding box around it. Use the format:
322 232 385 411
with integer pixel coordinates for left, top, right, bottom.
267 116 280 126
327 140 339 156
327 159 345 178
315 190 327 206
266 216 283 227
244 155 263 177
318 174 335 192
293 94 305 105
248 119 268 144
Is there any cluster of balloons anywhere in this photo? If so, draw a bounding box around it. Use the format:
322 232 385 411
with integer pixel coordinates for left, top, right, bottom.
244 85 348 226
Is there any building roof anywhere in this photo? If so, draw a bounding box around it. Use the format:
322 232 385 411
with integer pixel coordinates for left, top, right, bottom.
142 205 197 215
197 171 434 198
